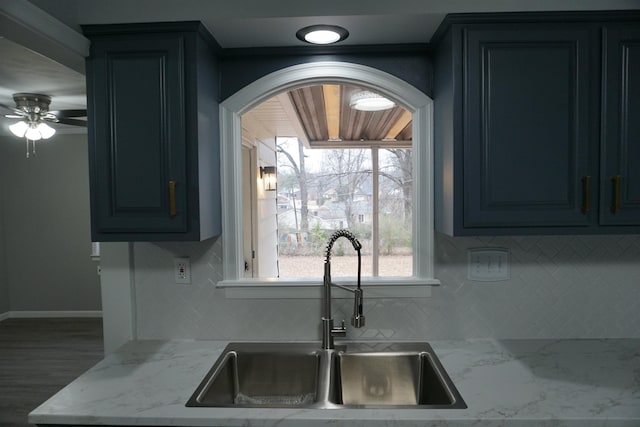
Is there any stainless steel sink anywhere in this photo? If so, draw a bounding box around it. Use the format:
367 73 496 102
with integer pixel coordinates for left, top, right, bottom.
186 342 466 409
186 343 321 407
332 342 466 408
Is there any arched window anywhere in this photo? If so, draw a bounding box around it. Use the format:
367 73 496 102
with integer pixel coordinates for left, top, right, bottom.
218 62 438 295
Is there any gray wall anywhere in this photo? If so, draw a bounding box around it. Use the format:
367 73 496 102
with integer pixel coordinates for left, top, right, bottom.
0 133 101 312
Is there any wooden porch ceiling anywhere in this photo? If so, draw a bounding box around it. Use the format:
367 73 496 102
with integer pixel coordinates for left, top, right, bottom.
287 84 412 148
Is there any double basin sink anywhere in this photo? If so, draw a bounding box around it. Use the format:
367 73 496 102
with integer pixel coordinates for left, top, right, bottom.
186 342 466 409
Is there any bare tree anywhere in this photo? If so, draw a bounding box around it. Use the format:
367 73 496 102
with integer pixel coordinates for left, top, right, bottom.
321 149 371 229
380 148 412 222
277 139 309 231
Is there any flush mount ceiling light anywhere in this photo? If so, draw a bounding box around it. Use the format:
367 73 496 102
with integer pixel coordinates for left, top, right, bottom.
349 90 396 111
1 93 87 158
296 25 349 45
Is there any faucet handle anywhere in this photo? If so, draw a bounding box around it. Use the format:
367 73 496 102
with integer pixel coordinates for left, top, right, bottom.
331 320 347 338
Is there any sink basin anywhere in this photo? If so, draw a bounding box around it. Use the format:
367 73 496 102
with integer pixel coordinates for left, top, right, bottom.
186 342 466 409
333 343 466 408
186 343 321 407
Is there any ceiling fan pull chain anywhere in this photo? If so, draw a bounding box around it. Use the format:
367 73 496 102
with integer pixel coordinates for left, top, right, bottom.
25 138 37 159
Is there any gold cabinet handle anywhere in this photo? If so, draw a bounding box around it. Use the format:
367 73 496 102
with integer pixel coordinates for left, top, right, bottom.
611 175 621 214
169 180 177 217
581 176 591 214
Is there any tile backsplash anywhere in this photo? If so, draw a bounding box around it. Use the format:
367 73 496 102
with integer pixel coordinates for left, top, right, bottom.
134 233 640 340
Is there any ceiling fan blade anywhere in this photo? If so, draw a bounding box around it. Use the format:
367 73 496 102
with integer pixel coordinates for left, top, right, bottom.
0 102 23 116
56 117 87 127
48 109 87 118
5 114 25 119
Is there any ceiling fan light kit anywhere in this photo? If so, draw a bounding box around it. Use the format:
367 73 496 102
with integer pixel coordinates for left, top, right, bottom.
8 120 29 138
10 120 56 140
2 92 87 158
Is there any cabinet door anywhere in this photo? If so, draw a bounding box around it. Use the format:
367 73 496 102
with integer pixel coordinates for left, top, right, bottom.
87 35 188 236
600 25 640 225
463 25 596 229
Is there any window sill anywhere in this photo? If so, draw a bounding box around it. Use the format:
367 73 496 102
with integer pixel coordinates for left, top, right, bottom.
216 278 439 299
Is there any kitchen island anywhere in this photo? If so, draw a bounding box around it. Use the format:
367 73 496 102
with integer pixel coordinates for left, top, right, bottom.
29 338 640 426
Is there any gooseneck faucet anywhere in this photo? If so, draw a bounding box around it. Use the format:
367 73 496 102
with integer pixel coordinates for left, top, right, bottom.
322 229 365 350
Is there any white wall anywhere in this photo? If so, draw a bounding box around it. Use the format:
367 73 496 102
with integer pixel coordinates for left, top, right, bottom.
241 118 278 278
0 133 101 312
128 233 640 341
99 242 134 353
256 138 278 278
433 233 640 338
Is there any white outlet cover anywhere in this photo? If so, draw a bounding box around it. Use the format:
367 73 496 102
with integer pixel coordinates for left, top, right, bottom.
174 257 191 284
467 248 510 282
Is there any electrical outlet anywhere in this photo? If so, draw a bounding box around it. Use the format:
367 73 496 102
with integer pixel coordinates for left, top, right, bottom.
467 248 510 281
174 257 191 284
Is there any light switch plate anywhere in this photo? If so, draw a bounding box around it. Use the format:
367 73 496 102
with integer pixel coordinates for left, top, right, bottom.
174 257 191 284
467 248 510 282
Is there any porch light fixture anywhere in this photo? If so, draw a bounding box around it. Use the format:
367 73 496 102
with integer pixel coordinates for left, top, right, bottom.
349 90 395 111
296 25 349 45
260 166 277 191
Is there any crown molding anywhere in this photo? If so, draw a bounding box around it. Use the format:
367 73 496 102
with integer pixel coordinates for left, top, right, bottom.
431 10 640 45
0 0 89 74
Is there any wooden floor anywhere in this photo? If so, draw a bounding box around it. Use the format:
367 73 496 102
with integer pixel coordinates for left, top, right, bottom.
0 318 104 427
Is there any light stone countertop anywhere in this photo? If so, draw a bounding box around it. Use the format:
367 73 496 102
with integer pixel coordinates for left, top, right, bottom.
29 338 640 426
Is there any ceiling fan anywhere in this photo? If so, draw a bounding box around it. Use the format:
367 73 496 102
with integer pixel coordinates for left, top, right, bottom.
1 93 87 157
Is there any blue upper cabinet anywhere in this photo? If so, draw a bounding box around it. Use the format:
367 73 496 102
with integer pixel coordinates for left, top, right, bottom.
463 24 597 230
434 14 640 235
600 24 640 226
84 23 221 241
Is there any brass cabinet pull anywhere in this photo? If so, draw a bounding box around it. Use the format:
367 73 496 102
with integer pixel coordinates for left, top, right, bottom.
611 175 622 214
169 180 177 217
581 176 591 214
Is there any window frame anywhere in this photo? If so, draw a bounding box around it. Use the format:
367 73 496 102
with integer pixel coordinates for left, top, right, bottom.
218 62 439 297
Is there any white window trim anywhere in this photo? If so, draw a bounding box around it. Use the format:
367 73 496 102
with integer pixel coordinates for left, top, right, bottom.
219 62 438 298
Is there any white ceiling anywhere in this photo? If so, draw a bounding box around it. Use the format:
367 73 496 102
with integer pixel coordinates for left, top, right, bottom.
0 37 85 109
1 0 640 134
0 36 86 134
